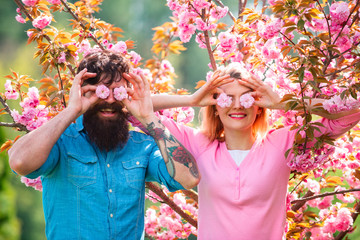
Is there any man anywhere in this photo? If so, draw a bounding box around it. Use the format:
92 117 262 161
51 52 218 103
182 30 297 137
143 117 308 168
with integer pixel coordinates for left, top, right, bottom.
9 51 200 239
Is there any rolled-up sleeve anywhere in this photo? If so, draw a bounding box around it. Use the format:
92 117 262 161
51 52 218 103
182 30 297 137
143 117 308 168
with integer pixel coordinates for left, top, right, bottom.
25 140 61 179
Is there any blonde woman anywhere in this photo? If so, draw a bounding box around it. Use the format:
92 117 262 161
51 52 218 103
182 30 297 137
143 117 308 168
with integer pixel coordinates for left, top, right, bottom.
125 63 360 240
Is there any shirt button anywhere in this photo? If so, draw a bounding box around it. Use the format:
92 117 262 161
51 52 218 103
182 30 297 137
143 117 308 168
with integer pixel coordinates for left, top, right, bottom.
107 164 110 168
109 189 112 193
136 161 140 165
110 213 113 218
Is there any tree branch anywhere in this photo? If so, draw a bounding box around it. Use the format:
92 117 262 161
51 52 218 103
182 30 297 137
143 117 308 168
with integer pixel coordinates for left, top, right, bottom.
0 96 29 132
291 190 314 211
181 189 198 203
291 188 360 205
146 182 197 228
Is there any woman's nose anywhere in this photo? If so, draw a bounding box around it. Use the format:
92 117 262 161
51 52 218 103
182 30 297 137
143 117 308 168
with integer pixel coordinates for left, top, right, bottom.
233 97 243 109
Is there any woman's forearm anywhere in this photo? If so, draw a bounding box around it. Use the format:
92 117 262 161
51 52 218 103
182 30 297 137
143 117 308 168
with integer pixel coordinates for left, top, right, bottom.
152 94 194 111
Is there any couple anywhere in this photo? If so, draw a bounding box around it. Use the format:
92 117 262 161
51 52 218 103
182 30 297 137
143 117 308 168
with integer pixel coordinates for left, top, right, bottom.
9 50 360 240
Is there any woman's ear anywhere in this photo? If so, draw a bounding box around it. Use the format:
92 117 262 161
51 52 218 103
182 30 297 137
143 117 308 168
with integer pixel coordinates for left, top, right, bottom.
257 108 263 115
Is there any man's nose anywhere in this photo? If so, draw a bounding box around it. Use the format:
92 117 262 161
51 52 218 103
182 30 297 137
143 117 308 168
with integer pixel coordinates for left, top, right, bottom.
105 90 116 104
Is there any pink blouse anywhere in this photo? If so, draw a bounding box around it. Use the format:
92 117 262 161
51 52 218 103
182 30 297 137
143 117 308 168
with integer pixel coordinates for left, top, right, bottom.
160 112 360 240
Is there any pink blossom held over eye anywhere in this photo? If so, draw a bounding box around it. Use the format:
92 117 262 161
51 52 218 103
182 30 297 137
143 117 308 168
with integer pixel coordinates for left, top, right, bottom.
32 15 52 29
96 85 110 99
239 93 255 108
217 93 232 108
113 86 128 101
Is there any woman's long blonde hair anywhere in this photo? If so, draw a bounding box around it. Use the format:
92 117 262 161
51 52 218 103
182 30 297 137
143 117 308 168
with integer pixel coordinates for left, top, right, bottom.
200 63 269 142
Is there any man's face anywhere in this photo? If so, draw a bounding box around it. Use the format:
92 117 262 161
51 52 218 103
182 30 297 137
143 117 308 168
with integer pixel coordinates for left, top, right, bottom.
83 79 129 152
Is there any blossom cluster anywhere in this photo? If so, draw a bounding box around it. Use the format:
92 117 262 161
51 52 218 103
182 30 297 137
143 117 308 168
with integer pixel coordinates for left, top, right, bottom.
8 86 50 131
145 188 197 239
323 95 360 114
166 0 228 43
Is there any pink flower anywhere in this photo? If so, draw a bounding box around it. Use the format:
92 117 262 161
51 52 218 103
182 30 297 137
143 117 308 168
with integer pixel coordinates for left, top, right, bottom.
113 86 128 101
21 176 43 191
330 2 350 25
96 85 110 99
318 196 333 209
239 93 255 108
210 6 228 19
4 80 19 100
334 208 353 231
15 15 26 24
22 0 38 6
129 51 141 65
58 52 66 64
193 0 211 11
48 0 64 4
161 60 174 73
258 18 283 39
218 31 237 53
32 15 52 29
110 41 127 54
217 93 232 108
323 95 360 113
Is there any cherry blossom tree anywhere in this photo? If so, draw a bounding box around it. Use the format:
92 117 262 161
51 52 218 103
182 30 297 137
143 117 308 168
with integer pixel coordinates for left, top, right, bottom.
2 0 360 239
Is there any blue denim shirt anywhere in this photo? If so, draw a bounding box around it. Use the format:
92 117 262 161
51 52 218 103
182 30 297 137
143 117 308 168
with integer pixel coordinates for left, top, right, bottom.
26 116 184 240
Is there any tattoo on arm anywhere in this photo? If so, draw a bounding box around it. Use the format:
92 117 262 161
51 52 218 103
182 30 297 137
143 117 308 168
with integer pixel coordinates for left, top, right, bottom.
146 120 199 178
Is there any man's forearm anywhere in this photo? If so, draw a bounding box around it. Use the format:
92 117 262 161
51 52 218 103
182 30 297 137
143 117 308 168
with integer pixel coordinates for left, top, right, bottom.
142 115 200 189
8 107 78 176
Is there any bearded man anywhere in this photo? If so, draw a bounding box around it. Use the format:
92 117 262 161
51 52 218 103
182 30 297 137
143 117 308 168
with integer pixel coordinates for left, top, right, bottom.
9 51 200 240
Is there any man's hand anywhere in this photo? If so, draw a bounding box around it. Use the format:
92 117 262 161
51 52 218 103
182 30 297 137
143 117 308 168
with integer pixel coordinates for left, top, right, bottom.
68 68 98 117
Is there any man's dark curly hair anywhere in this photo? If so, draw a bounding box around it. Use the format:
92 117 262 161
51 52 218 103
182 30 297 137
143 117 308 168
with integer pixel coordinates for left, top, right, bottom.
77 50 130 86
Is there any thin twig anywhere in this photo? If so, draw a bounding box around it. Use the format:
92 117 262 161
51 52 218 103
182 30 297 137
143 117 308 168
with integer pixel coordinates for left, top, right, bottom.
59 0 104 51
56 65 67 108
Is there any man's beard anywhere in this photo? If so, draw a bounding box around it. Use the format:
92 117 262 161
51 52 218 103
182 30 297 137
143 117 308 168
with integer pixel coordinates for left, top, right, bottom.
83 102 129 151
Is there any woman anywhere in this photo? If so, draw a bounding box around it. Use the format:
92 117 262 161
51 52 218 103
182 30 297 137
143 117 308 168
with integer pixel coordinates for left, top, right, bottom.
125 63 360 239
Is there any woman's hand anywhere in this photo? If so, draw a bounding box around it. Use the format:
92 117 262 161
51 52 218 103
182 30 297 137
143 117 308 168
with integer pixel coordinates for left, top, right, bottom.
239 74 282 109
122 72 155 124
191 71 233 107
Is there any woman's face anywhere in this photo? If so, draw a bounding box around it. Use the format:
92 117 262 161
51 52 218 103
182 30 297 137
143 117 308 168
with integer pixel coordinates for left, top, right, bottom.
216 80 261 135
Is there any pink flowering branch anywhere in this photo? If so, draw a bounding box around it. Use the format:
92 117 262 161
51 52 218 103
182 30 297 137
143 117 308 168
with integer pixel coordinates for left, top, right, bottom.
13 0 76 76
0 95 29 132
145 182 198 228
59 0 105 51
291 188 360 205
